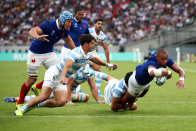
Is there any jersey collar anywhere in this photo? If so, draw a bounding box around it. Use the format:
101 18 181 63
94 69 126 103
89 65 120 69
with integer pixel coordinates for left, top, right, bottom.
123 80 128 89
79 46 93 58
56 19 60 30
74 17 78 22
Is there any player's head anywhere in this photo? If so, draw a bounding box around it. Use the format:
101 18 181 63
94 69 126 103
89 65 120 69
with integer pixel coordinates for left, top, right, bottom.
155 48 168 68
75 8 84 22
94 19 103 32
59 10 74 30
80 34 96 52
124 72 133 86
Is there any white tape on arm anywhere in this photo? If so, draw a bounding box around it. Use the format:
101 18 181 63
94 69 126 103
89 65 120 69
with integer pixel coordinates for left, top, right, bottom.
148 68 162 77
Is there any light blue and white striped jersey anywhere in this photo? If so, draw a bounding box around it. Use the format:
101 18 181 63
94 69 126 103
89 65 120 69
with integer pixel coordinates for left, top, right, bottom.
55 46 93 78
108 78 128 103
70 66 94 91
89 27 107 51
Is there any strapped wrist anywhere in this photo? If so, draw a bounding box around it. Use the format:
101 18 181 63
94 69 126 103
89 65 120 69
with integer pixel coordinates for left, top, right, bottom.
167 70 171 76
179 77 184 81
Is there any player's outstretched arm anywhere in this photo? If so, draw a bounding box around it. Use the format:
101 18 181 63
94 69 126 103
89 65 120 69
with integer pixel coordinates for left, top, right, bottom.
28 26 49 42
148 66 172 77
88 78 105 104
170 63 185 89
61 59 74 85
62 36 75 50
90 56 118 70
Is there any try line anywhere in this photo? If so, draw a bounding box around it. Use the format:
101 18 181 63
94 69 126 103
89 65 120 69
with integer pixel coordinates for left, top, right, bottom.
1 116 196 118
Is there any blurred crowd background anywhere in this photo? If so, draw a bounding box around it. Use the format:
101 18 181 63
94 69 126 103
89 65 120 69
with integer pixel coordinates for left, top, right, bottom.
0 0 196 47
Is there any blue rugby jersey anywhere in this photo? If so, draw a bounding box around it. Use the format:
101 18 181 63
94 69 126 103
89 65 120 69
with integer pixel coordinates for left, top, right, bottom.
55 46 93 77
107 78 128 103
64 18 90 48
30 19 69 54
89 27 107 51
135 53 174 85
69 67 94 91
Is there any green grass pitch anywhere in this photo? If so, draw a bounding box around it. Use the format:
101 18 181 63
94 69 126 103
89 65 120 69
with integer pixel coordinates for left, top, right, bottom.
0 61 196 131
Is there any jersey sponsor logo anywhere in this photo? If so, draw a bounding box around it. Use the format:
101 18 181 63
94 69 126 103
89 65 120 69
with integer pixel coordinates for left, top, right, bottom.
83 25 86 28
74 23 77 27
31 59 36 64
61 33 64 37
51 30 55 35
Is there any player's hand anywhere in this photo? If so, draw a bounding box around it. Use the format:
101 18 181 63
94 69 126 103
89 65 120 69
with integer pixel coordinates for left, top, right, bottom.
61 78 67 85
37 35 49 42
176 80 185 89
106 63 118 71
67 101 77 106
98 100 105 104
125 103 134 108
97 41 104 46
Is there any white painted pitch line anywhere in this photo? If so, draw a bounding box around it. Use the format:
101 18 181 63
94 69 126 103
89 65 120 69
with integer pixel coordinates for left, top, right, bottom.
1 102 196 104
1 116 196 118
184 69 196 73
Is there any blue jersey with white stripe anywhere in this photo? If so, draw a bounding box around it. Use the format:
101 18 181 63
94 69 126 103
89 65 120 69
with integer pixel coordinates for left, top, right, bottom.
135 53 174 85
55 46 93 77
64 18 90 48
108 78 128 103
70 67 93 91
30 19 69 54
89 27 107 51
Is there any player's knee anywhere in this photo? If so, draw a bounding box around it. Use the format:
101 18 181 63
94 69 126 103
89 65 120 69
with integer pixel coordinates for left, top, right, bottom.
56 99 66 107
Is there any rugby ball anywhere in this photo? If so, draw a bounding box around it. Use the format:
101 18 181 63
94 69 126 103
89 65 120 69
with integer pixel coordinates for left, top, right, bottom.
154 68 167 86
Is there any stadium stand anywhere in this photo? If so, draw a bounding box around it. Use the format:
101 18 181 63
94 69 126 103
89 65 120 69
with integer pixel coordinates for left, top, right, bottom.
0 0 196 47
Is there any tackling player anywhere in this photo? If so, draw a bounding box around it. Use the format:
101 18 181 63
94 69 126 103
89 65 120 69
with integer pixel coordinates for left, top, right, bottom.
83 64 137 111
16 10 75 110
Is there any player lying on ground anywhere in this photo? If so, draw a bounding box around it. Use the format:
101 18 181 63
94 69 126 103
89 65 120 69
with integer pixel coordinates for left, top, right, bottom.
84 64 138 111
121 48 185 108
14 34 117 116
5 66 105 105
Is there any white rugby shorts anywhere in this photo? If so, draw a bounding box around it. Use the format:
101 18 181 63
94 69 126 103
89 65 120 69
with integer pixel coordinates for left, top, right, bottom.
44 66 67 92
104 79 119 106
128 71 151 97
27 50 59 69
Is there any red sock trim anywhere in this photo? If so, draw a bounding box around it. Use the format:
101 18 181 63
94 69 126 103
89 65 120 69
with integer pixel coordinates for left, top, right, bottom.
120 95 126 104
36 80 44 89
17 83 30 104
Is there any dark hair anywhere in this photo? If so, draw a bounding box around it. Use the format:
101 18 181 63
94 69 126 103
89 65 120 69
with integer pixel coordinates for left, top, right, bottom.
124 72 133 85
95 19 103 23
156 48 167 57
80 34 96 46
75 8 83 14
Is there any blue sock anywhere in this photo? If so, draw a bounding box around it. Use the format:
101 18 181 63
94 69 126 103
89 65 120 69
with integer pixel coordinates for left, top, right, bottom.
89 70 108 80
36 102 44 108
19 104 29 112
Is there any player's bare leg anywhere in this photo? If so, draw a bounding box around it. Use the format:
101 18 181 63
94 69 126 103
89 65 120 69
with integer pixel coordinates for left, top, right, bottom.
92 63 104 97
42 90 67 107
